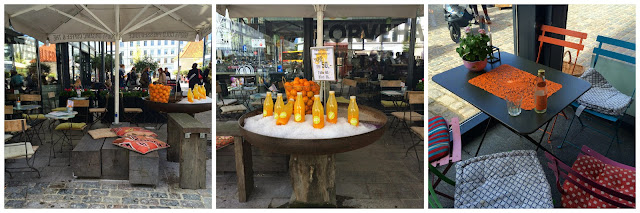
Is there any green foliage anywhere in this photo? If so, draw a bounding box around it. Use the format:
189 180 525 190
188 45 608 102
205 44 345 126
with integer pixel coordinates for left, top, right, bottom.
27 62 51 74
81 89 95 98
133 56 159 74
122 90 148 98
456 27 492 62
91 54 114 71
98 90 110 98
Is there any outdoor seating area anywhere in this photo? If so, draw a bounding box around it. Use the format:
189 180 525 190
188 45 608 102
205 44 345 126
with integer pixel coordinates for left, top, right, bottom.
428 4 636 209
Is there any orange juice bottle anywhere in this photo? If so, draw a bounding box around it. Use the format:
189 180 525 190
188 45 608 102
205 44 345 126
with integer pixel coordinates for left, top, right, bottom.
312 95 325 129
326 91 338 124
277 98 294 125
294 92 305 122
263 92 273 117
347 96 359 126
187 88 194 103
274 93 284 119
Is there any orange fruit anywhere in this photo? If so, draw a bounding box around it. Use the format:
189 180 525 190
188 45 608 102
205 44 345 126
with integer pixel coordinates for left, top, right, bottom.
302 97 308 102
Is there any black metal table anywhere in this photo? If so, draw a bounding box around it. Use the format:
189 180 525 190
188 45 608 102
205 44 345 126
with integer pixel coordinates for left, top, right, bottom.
432 52 591 158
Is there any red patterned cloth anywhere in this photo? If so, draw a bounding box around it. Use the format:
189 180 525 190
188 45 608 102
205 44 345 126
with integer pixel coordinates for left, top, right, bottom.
216 136 234 150
113 136 170 154
562 155 635 208
111 127 158 138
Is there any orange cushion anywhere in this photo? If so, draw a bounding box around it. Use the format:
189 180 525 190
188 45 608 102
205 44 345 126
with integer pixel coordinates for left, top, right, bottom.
112 136 169 154
111 127 158 138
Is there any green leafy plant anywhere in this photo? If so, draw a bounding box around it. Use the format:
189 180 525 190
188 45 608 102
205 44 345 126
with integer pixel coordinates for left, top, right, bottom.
416 78 424 91
122 90 148 98
455 26 492 62
59 88 76 98
133 56 159 74
98 90 110 98
81 89 95 98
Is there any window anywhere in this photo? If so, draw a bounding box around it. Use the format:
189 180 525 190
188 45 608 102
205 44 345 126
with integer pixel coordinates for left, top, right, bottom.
144 41 147 46
130 51 133 56
171 49 175 54
130 42 133 46
164 40 168 45
164 49 168 55
171 58 175 63
144 50 147 55
136 41 140 46
120 42 124 47
171 41 175 45
157 50 161 55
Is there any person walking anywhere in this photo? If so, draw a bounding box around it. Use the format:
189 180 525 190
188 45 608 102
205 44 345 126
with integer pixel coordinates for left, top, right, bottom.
203 62 212 95
119 64 126 87
140 67 151 88
157 68 167 85
127 67 138 88
187 63 203 89
164 67 171 80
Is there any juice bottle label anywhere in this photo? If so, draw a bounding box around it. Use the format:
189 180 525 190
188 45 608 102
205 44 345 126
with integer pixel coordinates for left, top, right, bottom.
263 109 267 116
295 114 302 121
313 116 321 124
328 112 335 120
280 112 287 118
350 118 358 126
274 113 279 119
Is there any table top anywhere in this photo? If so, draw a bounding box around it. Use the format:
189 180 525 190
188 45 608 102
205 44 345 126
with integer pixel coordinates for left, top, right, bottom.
45 111 78 120
13 105 41 111
432 52 591 134
249 93 283 100
69 97 89 100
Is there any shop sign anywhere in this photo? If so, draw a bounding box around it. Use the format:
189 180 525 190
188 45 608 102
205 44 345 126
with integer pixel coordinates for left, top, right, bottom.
251 39 265 48
124 32 194 41
49 33 114 43
311 46 335 81
243 45 247 52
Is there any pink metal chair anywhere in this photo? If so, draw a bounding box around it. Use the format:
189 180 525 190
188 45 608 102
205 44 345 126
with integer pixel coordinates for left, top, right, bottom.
545 145 635 208
428 117 462 201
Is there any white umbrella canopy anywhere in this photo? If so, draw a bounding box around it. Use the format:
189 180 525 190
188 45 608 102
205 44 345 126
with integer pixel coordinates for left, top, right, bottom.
216 4 423 18
5 4 212 124
5 4 212 43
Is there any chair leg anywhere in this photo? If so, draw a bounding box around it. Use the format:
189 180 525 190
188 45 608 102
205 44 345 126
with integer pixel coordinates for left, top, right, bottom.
605 121 623 156
558 114 578 149
474 117 492 157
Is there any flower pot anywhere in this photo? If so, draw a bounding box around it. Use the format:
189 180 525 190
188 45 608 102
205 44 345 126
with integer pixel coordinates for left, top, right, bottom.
463 58 488 72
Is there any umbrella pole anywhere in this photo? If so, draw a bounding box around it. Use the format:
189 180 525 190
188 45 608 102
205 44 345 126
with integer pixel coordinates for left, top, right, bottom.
114 37 120 124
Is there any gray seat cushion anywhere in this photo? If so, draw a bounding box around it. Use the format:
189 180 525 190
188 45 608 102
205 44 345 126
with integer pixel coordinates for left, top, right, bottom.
577 68 632 116
454 150 553 208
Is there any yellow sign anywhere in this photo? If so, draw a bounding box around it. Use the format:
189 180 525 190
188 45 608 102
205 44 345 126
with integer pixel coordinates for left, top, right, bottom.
311 46 335 81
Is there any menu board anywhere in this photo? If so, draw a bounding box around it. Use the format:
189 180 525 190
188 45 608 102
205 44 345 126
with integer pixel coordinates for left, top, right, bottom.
311 46 336 81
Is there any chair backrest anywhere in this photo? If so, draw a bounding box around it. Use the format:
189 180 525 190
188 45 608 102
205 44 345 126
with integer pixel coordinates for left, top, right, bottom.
354 77 368 83
380 80 402 88
5 105 13 115
593 35 636 66
536 25 588 73
5 119 28 133
6 94 18 101
216 81 222 94
544 146 635 208
73 100 90 108
342 79 357 87
48 92 56 99
408 91 424 104
591 36 636 115
20 94 41 102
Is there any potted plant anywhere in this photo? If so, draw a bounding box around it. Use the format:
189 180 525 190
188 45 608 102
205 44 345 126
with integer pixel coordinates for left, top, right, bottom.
456 26 492 71
58 88 76 107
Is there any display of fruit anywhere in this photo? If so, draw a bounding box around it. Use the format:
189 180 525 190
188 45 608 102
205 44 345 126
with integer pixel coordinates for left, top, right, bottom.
149 83 171 103
284 77 320 114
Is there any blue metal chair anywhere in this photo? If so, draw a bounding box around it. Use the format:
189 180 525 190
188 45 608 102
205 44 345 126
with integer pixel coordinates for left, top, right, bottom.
559 35 635 155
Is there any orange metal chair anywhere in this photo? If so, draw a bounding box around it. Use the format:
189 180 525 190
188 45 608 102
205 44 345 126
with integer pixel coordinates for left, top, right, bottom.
535 25 588 144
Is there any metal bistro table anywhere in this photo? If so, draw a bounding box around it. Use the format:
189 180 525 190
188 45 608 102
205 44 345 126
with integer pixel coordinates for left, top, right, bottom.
45 111 78 166
432 52 591 159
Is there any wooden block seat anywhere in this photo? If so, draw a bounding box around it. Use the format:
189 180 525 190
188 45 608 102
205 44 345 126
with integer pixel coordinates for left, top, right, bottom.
72 134 106 178
129 151 159 185
124 108 143 113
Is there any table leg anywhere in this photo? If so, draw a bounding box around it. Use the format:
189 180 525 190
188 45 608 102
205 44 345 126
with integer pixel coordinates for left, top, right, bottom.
289 154 336 207
234 136 253 202
474 117 492 157
536 121 552 151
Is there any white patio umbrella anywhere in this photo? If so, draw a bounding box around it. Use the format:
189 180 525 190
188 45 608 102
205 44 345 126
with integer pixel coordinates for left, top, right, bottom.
5 4 212 124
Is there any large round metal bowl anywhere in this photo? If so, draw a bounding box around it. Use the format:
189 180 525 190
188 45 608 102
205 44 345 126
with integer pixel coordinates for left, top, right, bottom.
143 97 212 114
239 103 388 155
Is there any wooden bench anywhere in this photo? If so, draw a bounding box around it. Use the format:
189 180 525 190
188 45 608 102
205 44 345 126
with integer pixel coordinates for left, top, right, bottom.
129 151 159 185
101 135 129 180
167 113 210 189
72 133 106 178
216 121 253 202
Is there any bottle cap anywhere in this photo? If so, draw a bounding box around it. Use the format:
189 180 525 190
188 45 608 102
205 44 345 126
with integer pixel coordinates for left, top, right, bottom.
314 95 319 98
350 96 356 99
266 92 271 95
329 91 335 94
277 93 282 96
538 69 545 74
297 92 302 95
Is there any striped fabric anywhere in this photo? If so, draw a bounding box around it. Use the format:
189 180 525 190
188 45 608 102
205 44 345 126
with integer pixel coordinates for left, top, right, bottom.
428 116 450 162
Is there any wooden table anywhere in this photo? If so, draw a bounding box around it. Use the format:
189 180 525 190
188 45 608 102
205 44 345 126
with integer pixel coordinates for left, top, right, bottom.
432 52 591 159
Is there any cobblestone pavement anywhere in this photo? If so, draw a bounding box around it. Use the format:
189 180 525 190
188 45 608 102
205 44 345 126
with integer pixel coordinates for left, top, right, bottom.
5 111 213 209
428 4 636 121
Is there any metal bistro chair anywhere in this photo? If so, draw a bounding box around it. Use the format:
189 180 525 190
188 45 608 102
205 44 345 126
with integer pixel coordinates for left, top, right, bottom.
89 93 109 129
559 35 635 155
336 79 357 104
380 80 407 114
535 25 588 144
405 91 425 165
391 91 424 147
19 94 46 144
5 119 41 178
53 99 89 166
121 94 143 127
217 82 247 120
428 116 462 207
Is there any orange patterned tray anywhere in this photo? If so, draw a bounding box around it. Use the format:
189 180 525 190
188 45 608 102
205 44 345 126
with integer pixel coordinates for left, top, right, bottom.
468 64 563 110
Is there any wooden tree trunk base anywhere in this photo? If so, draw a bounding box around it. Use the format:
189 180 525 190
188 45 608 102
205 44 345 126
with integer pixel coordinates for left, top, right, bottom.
289 154 336 206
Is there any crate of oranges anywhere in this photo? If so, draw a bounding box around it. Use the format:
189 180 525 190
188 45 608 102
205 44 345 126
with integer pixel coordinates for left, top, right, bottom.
284 77 320 115
149 83 172 103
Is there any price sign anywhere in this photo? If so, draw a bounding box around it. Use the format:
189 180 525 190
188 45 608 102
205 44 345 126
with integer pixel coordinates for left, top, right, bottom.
310 46 336 81
251 39 265 48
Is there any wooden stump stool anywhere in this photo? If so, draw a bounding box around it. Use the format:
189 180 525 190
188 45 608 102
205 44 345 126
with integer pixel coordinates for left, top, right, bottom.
167 113 210 189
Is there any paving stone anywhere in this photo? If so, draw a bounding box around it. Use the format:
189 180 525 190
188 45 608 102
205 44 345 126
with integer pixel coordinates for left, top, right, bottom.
103 197 121 204
48 183 66 188
63 195 83 201
70 203 88 208
139 198 160 205
43 194 62 201
122 197 139 204
130 190 149 198
128 205 148 209
89 204 106 209
90 189 109 196
106 204 128 209
5 200 25 208
82 196 102 203
182 193 201 200
6 193 26 199
73 189 89 195
150 192 168 198
180 200 205 208
118 184 134 190
160 199 179 206
101 184 119 190
57 189 73 195
149 206 171 209
110 190 129 197
26 186 44 195
169 193 181 199
82 182 100 189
